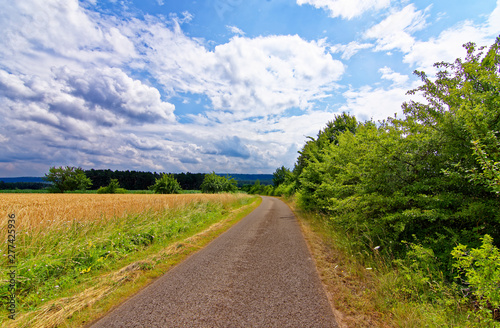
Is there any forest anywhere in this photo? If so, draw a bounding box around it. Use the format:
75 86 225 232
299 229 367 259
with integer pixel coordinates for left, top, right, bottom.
268 38 500 325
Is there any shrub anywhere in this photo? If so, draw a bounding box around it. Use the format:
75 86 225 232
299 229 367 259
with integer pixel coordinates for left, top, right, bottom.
97 179 127 194
452 235 500 326
149 174 182 194
200 172 237 193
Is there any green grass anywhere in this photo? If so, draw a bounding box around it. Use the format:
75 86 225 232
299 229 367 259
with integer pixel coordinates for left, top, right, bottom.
284 196 477 328
0 194 259 326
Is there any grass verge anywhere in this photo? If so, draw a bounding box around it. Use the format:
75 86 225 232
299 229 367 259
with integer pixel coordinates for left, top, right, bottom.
284 196 472 328
1 194 261 327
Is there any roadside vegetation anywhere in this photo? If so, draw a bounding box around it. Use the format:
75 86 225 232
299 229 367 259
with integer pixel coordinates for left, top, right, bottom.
270 38 500 326
0 193 259 327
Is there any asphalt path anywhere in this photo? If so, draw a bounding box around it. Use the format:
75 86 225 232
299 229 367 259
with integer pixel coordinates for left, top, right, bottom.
90 196 338 327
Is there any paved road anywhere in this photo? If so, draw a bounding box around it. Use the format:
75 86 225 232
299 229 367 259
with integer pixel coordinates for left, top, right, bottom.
90 196 338 328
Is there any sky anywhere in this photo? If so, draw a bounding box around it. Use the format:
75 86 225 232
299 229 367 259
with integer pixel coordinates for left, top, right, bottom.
0 0 499 177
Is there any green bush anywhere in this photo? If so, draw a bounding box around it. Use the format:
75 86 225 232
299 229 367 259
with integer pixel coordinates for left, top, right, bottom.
149 174 182 194
452 235 500 326
97 179 127 194
269 37 500 326
200 172 237 193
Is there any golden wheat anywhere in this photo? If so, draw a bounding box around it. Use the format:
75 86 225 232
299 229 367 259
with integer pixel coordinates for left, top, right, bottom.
0 193 244 252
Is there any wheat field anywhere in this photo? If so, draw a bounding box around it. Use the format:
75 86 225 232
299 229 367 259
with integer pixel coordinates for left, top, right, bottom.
0 193 255 327
0 193 245 252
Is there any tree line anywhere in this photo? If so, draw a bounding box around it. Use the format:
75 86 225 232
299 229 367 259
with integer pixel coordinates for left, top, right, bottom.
42 168 239 194
84 169 205 190
0 181 49 190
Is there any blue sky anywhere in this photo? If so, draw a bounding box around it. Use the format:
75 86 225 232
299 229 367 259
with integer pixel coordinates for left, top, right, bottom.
0 0 499 177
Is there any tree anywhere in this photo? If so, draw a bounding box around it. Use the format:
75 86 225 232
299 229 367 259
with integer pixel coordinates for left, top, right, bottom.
200 172 237 193
403 37 500 194
272 166 292 187
294 112 358 178
149 174 182 194
43 166 92 193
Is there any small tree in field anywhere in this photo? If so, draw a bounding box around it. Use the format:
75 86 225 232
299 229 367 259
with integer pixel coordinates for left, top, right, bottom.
43 166 92 193
149 174 182 194
200 172 237 193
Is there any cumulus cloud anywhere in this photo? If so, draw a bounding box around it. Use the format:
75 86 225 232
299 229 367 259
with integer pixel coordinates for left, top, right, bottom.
339 86 410 122
364 1 500 74
364 4 429 53
0 2 178 175
336 64 418 122
141 27 344 118
0 0 135 78
207 35 344 116
12 0 494 177
54 67 176 123
403 17 499 73
379 66 409 85
296 0 391 19
212 136 252 159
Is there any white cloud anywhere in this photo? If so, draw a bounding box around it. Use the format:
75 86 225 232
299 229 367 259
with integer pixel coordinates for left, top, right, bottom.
226 25 245 35
488 0 500 33
379 66 409 85
10 0 480 176
364 4 429 53
0 70 39 100
208 35 344 116
0 134 9 143
403 14 500 73
54 67 176 123
0 66 175 128
142 30 344 118
0 0 137 79
365 1 500 74
297 0 391 20
339 83 422 122
0 0 345 176
330 41 373 59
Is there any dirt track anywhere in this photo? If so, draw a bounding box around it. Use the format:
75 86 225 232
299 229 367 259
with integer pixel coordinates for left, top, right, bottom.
90 196 338 327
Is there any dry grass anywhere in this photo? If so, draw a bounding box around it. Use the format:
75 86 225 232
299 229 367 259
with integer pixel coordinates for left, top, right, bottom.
285 198 392 328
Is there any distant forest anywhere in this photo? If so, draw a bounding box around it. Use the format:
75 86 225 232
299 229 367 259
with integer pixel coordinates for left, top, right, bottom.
0 181 49 190
84 170 273 190
0 170 273 190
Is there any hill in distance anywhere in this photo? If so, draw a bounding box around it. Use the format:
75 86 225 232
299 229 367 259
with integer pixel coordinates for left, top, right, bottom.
0 177 47 183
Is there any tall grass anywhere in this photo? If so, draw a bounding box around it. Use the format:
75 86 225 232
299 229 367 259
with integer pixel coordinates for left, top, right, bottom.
0 193 254 323
285 197 475 327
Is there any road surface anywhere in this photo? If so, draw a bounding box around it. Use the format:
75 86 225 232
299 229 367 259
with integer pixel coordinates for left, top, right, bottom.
90 196 338 327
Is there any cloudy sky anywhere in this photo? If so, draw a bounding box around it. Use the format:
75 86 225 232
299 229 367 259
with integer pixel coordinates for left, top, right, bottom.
0 0 499 177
